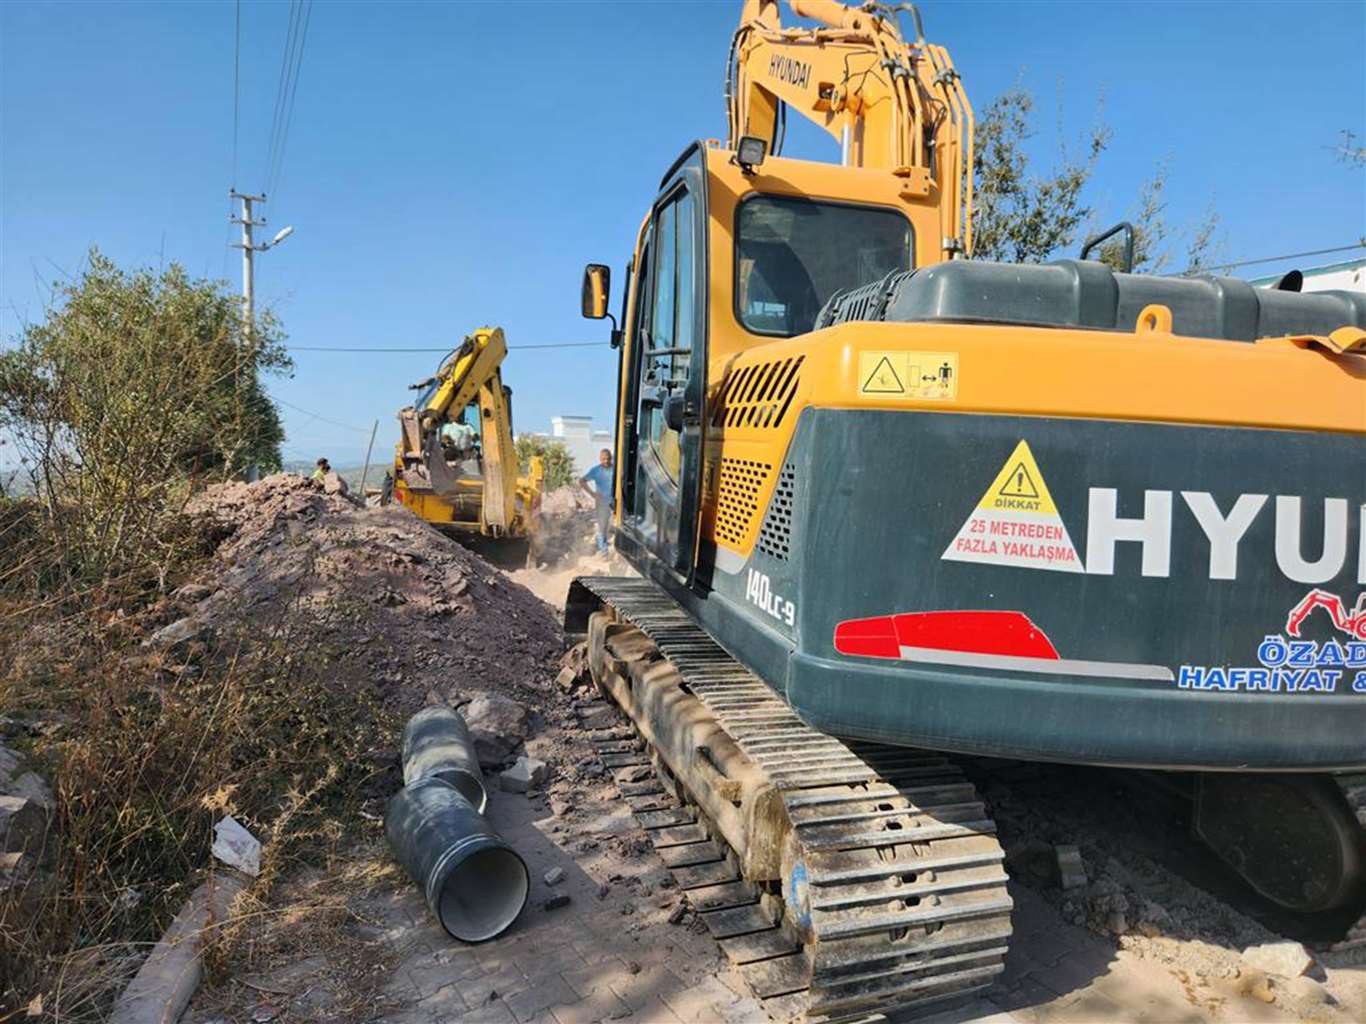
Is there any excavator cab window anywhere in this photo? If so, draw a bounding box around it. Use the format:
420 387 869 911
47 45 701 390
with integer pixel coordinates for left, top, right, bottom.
640 188 696 484
735 195 913 337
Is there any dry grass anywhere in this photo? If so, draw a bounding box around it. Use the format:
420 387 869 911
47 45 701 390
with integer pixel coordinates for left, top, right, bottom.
0 554 399 1020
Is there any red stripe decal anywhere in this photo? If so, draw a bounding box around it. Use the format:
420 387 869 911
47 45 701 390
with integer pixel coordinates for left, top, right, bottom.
835 610 1059 661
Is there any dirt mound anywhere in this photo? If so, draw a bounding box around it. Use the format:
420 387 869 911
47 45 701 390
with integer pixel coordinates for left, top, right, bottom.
183 473 564 714
533 486 597 565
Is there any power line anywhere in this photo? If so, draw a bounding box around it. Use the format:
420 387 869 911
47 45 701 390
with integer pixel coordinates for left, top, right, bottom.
286 342 612 352
1192 241 1365 275
273 396 372 433
231 0 241 187
266 0 313 204
222 1 243 279
264 0 302 195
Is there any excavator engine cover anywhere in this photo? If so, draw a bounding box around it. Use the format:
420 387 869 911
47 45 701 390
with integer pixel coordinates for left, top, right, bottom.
816 259 1366 340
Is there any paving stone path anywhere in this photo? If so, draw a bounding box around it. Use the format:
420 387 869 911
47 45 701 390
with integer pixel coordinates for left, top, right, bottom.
188 777 1365 1024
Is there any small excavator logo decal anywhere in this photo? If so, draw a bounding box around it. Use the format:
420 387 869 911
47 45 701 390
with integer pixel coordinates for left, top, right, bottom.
1286 589 1366 641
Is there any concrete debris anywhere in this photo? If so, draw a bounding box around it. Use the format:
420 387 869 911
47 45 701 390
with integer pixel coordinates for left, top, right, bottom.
465 694 531 767
211 816 262 877
7 771 53 807
500 755 549 793
667 903 688 925
0 745 17 788
543 866 565 886
172 583 214 603
0 795 49 856
321 471 350 497
1242 940 1315 979
1054 844 1087 889
556 642 591 692
149 616 205 647
1281 975 1332 1007
542 894 571 911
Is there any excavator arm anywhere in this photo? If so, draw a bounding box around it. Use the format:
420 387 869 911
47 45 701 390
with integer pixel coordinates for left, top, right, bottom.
395 326 517 533
728 0 974 256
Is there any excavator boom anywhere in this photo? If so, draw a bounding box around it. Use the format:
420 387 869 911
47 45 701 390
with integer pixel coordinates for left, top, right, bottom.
729 0 973 257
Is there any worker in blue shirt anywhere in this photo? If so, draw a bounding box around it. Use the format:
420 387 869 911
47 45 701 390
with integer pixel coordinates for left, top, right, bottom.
578 448 615 554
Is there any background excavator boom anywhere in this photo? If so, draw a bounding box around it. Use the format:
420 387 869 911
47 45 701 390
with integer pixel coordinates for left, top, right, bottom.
394 326 538 540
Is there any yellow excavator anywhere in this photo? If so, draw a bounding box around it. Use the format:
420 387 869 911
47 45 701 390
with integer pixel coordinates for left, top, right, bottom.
391 327 544 561
567 1 1366 1019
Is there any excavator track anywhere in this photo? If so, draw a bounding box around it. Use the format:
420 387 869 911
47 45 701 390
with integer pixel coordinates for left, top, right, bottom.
573 577 1013 1022
1332 773 1366 951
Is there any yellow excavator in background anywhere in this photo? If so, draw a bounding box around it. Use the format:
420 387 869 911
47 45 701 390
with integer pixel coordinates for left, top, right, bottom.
392 327 544 561
567 1 1366 1020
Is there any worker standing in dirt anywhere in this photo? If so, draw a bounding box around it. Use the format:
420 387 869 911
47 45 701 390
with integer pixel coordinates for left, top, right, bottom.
578 448 615 554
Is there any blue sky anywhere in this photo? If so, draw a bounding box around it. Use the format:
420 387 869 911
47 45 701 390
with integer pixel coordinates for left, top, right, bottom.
3 0 1364 469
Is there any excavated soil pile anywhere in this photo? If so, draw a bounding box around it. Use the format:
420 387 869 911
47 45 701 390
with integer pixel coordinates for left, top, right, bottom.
182 473 564 715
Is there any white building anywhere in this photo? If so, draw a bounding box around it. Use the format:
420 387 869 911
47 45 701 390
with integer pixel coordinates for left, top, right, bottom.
1248 257 1365 294
537 415 614 475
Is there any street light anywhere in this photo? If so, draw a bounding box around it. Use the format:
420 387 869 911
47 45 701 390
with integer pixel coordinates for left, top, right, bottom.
264 225 295 250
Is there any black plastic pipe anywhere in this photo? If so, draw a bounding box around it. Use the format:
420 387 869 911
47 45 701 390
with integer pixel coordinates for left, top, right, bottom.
401 705 487 814
385 776 528 942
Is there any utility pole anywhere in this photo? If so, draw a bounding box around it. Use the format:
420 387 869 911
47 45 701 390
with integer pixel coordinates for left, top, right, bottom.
229 190 294 341
230 190 265 337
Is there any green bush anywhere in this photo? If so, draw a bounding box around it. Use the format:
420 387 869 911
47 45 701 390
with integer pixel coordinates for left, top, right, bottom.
0 249 291 590
515 435 576 491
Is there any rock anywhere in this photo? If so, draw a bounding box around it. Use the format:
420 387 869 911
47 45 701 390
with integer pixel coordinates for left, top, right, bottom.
149 616 205 646
1054 844 1087 890
1247 974 1276 1004
668 903 688 925
543 894 571 911
464 694 529 767
1280 975 1331 1007
597 883 611 900
500 756 550 793
1242 940 1314 979
543 867 565 886
555 666 580 692
8 772 53 807
1004 839 1054 882
173 583 214 603
0 795 50 855
210 816 262 877
0 744 20 788
322 471 349 496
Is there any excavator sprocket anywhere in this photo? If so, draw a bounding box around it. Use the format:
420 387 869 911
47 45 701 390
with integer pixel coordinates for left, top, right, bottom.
573 577 1013 1021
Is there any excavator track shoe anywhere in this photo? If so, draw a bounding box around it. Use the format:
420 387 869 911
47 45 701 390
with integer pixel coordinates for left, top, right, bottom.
572 576 1013 1021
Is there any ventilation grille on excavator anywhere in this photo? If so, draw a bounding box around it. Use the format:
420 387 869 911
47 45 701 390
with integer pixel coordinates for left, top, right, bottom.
814 270 914 329
716 356 805 430
715 458 771 549
755 463 796 561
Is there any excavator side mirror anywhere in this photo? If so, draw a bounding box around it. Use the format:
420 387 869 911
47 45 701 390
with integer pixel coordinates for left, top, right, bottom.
582 264 611 320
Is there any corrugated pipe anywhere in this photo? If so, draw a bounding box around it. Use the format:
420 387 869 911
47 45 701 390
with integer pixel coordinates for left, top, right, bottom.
386 776 528 942
402 705 488 813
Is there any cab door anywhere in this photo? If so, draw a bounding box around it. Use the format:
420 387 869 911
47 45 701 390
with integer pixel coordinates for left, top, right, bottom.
619 145 708 581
